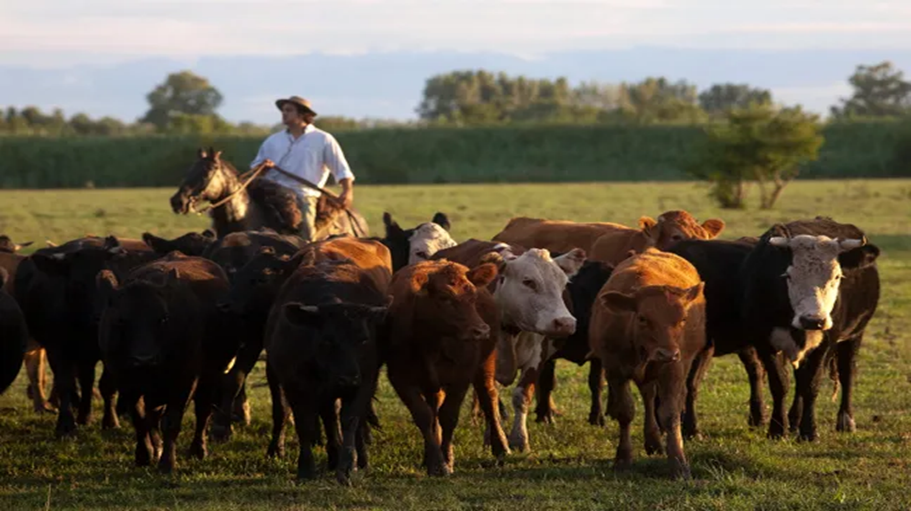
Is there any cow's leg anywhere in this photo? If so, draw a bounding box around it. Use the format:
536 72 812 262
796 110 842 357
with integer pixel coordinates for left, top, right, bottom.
395 384 447 476
286 391 318 480
127 393 153 467
759 343 790 439
189 377 215 461
75 358 96 426
641 381 663 456
232 383 251 425
46 348 77 437
588 358 605 426
212 367 245 443
338 371 379 485
473 352 510 461
99 366 119 430
158 385 194 474
657 363 690 480
534 358 558 424
145 398 164 462
796 343 832 442
266 362 291 458
836 336 862 433
320 399 341 471
607 375 634 470
788 389 804 433
509 366 537 452
26 344 53 413
738 346 767 427
438 383 470 472
683 345 714 440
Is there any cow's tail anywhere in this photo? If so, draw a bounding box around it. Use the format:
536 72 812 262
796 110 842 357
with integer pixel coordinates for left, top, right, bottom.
829 354 840 402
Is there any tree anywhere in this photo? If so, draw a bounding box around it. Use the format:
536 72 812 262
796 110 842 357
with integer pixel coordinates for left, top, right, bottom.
699 83 772 117
625 77 705 124
831 61 911 118
689 103 823 209
141 70 224 130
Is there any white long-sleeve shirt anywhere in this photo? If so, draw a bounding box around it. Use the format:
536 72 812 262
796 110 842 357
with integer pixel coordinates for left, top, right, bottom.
250 124 355 198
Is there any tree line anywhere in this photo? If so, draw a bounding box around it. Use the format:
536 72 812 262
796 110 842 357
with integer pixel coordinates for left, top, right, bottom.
2 61 911 136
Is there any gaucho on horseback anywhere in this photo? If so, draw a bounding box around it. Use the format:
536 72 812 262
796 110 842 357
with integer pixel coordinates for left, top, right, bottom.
170 95 368 240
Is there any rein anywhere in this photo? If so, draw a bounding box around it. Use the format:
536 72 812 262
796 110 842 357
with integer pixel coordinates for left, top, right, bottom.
193 162 269 215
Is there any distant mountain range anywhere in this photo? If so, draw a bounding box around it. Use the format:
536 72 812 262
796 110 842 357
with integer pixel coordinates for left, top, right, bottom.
3 48 911 123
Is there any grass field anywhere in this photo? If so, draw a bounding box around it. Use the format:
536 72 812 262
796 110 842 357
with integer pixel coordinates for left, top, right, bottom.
1 180 910 510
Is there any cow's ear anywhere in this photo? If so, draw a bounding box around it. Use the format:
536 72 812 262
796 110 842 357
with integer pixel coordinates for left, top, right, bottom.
104 236 125 255
682 282 705 303
197 147 207 159
839 244 880 270
467 263 498 288
701 219 725 239
166 268 181 283
479 251 507 274
432 212 451 231
142 232 166 251
601 291 637 313
18 241 33 249
202 229 216 239
0 267 8 289
284 302 322 327
639 217 658 239
554 248 586 278
383 212 403 235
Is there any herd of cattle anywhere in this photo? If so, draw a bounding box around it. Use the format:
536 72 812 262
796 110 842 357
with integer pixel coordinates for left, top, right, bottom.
0 208 880 484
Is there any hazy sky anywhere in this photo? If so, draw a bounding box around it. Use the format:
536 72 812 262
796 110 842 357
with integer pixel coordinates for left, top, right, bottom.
3 0 911 66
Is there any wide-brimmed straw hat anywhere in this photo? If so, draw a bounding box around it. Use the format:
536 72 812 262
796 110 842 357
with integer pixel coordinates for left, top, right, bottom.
275 96 317 116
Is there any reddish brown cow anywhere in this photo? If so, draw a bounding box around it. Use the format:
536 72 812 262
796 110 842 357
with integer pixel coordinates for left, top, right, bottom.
384 260 500 476
589 211 725 265
590 248 706 479
492 217 622 254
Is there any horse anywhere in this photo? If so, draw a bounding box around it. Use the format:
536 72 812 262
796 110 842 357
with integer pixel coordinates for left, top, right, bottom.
170 148 369 240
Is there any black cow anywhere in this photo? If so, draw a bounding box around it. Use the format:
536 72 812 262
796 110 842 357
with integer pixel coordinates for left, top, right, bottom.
265 256 389 484
97 253 236 473
202 229 305 280
670 217 879 441
667 238 768 437
142 230 217 256
16 236 158 436
0 267 27 394
533 260 615 425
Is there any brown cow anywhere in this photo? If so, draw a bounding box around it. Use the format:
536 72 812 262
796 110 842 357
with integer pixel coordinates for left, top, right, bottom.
590 248 706 479
589 211 725 265
385 260 499 476
493 217 622 254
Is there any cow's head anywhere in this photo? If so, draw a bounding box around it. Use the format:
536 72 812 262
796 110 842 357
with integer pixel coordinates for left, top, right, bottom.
97 268 183 368
32 236 129 327
490 247 586 338
382 212 452 271
143 230 216 257
218 246 296 317
170 148 231 215
769 234 878 331
0 235 32 254
283 300 389 390
602 283 704 363
640 211 725 250
411 260 497 342
408 222 457 265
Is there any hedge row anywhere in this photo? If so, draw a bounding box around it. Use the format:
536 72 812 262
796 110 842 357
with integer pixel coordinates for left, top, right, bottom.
0 122 907 188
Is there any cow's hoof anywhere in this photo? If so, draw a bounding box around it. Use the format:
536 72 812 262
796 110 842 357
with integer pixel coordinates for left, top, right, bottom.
588 412 605 427
536 410 556 424
767 423 786 440
135 446 153 467
427 463 452 477
644 436 664 456
296 469 316 481
836 413 856 433
671 462 692 481
798 430 817 443
158 460 176 474
748 412 766 427
508 433 529 453
267 441 284 459
210 423 232 443
613 456 632 472
55 419 77 438
189 442 207 460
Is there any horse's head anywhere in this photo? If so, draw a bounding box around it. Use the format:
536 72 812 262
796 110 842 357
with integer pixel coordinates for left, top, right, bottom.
170 147 231 215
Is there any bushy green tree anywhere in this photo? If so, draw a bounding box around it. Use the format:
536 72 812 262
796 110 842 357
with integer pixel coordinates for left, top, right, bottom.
689 103 823 209
142 70 224 130
831 61 911 118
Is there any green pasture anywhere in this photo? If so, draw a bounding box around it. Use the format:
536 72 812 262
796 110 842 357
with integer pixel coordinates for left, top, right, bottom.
0 180 910 510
